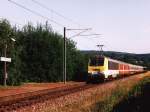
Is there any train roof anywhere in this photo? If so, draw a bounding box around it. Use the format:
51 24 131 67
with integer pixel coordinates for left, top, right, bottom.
104 56 144 68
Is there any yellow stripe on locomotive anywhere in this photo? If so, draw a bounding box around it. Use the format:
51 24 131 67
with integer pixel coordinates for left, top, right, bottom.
87 56 107 83
88 57 108 74
87 55 144 83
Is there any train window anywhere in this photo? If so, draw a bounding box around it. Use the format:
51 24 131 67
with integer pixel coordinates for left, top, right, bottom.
108 61 119 70
89 57 104 66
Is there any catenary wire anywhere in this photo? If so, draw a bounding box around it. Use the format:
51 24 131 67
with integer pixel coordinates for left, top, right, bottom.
8 0 65 27
31 0 82 27
8 0 102 49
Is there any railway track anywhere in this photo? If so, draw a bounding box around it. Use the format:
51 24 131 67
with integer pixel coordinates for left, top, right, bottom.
0 83 95 112
0 73 146 112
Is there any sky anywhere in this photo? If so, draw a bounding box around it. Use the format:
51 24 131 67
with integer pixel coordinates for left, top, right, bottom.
0 0 150 54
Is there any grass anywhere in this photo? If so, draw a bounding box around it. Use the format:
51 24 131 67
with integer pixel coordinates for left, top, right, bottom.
112 76 150 112
10 72 148 112
89 76 150 112
88 83 128 112
52 76 140 112
0 85 15 89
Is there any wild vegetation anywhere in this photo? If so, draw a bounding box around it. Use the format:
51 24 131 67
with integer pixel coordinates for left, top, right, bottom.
112 76 150 112
39 73 149 112
0 19 87 85
0 19 149 86
86 75 150 112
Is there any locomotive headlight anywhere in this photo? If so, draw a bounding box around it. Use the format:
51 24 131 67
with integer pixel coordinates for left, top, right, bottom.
92 71 98 74
88 71 91 73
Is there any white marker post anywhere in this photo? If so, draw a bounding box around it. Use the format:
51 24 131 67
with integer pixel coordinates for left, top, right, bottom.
0 57 11 86
0 57 11 62
1 38 15 86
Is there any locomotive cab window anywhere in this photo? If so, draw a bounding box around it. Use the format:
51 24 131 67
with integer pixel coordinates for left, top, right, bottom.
89 57 104 66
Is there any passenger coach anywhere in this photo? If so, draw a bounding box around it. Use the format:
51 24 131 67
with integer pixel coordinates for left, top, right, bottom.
87 56 144 83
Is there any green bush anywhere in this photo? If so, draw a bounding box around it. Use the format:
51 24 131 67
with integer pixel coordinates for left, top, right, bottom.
0 19 88 85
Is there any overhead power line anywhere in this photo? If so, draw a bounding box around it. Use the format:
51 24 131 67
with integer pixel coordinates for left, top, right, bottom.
8 0 64 27
31 0 85 35
33 0 102 39
68 28 91 38
8 0 89 35
8 0 102 43
31 0 82 27
79 34 102 36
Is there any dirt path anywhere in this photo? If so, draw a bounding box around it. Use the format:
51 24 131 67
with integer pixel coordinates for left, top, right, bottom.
0 72 149 112
0 82 83 97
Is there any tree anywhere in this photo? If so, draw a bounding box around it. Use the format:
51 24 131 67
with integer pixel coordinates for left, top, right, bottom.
0 19 89 85
0 19 16 85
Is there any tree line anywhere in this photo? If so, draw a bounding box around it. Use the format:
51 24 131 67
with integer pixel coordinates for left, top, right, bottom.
82 51 150 69
1 19 149 86
0 19 88 85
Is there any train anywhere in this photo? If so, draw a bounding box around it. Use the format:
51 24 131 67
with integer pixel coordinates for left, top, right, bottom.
87 55 144 83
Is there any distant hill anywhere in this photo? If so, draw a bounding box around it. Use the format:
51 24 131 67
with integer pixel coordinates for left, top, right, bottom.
80 50 150 69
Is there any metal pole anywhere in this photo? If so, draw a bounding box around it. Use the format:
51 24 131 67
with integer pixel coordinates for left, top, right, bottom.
62 27 92 84
4 43 7 86
63 27 66 84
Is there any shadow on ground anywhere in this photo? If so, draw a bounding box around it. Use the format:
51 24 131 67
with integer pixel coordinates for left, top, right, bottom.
112 81 150 112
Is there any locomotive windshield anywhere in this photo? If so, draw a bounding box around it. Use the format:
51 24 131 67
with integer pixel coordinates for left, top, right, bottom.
89 57 104 66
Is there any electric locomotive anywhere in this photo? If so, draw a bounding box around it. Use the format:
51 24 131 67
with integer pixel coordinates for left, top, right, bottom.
87 55 144 83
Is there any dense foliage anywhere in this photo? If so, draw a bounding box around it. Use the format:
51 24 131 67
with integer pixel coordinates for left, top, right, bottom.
0 19 149 85
0 19 87 85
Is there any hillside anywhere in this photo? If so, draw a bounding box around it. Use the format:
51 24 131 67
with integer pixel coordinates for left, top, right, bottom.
81 50 150 69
